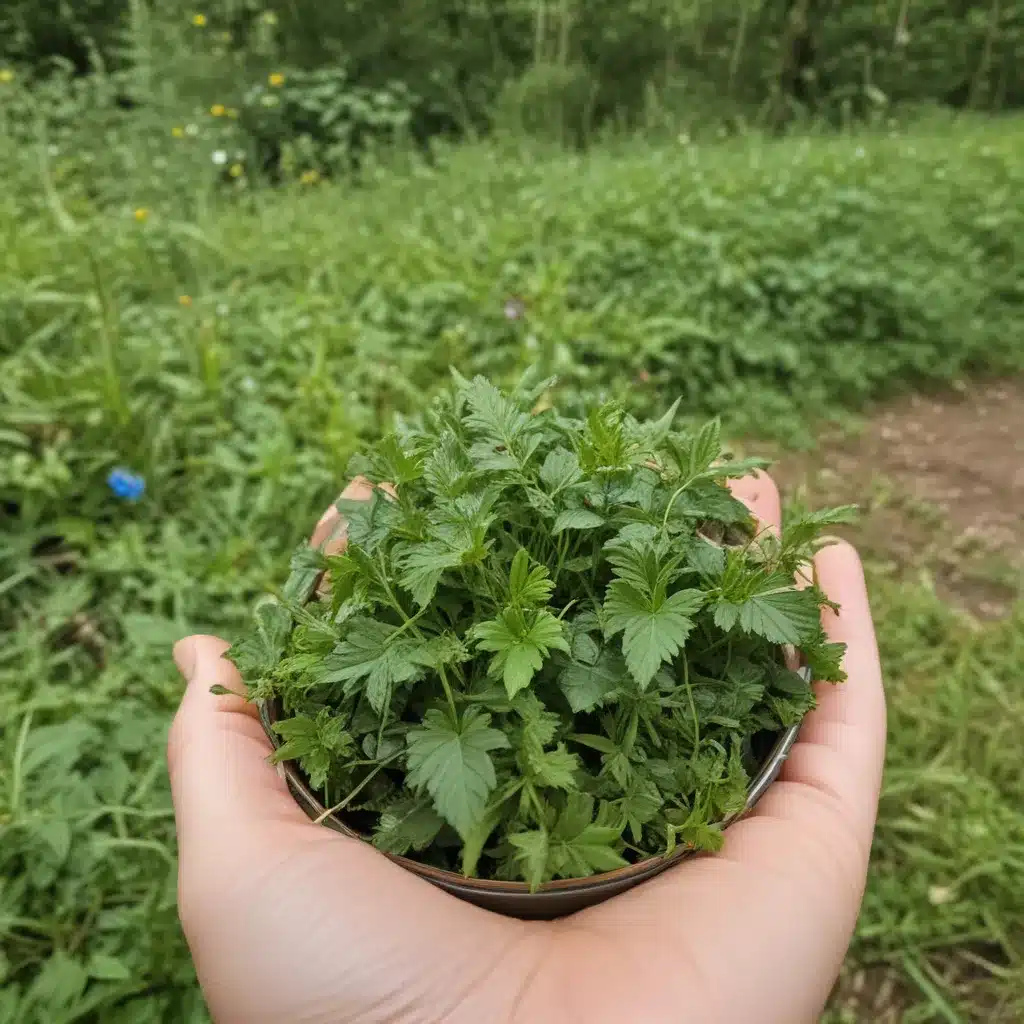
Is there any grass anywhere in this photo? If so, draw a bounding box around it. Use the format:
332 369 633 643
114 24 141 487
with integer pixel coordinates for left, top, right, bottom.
1 97 1022 1020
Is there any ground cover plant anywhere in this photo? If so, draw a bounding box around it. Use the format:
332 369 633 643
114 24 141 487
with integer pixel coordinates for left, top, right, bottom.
235 374 851 886
1 61 1022 1020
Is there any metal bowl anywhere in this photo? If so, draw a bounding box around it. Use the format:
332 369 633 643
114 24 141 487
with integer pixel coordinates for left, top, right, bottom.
258 664 808 919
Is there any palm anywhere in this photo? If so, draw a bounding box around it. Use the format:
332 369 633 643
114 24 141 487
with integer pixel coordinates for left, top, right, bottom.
169 474 885 1024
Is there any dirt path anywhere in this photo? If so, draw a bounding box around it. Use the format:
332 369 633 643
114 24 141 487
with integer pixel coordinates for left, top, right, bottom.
770 379 1024 617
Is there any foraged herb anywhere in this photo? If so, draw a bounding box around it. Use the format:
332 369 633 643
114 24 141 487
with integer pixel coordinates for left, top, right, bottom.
229 373 854 888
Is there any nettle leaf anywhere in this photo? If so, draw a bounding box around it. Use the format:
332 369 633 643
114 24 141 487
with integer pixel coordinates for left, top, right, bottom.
371 798 446 856
510 793 628 890
335 489 402 553
604 582 705 688
271 710 354 790
514 693 580 791
558 649 625 712
507 548 555 608
714 584 821 645
227 598 292 681
321 618 426 713
396 541 465 606
406 708 510 840
540 447 582 493
283 546 329 604
472 608 570 698
552 508 605 534
782 504 858 553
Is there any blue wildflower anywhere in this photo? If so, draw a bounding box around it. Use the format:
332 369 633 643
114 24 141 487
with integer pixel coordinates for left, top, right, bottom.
107 467 146 502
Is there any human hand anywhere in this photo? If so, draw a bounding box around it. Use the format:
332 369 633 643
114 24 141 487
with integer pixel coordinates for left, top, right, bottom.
168 472 885 1023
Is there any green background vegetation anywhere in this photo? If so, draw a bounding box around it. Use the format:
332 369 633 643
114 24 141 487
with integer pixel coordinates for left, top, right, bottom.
1 2 1022 1021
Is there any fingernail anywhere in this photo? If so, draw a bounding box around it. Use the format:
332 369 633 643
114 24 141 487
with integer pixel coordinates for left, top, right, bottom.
173 638 197 682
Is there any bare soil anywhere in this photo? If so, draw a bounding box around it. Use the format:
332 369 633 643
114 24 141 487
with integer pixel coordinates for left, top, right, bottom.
770 379 1024 618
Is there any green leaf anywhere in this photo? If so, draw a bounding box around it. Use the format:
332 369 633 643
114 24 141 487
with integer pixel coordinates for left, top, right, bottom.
507 548 555 607
396 541 465 606
86 953 132 982
558 649 625 712
270 710 354 790
335 488 402 554
462 374 533 446
321 618 425 713
552 508 604 534
539 447 582 493
713 586 821 645
508 829 549 891
472 608 570 698
604 584 705 688
226 599 292 681
510 793 627 889
282 545 329 603
782 504 859 552
371 798 446 856
514 692 580 790
686 418 722 478
406 708 510 840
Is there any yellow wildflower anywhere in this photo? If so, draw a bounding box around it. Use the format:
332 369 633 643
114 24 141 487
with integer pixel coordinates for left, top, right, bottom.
192 13 207 27
134 208 150 223
210 103 226 117
268 72 285 88
229 163 244 178
171 125 185 138
300 169 321 185
179 295 193 307
0 69 13 85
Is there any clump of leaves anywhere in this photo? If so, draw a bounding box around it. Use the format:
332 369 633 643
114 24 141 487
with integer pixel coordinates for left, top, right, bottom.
229 373 853 889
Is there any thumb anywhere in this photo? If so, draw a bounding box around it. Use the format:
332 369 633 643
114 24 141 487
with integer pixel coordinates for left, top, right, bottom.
168 635 308 857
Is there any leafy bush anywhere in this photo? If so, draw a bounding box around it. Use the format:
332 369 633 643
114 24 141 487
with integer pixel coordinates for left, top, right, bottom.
234 375 850 886
238 67 419 177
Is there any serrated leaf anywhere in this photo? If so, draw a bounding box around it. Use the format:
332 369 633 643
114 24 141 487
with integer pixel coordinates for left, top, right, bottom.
371 798 446 856
508 548 554 607
321 618 425 713
539 447 582 493
510 793 627 889
558 650 625 712
396 542 465 606
782 504 859 552
226 599 292 681
552 508 604 534
604 584 704 688
406 708 510 840
714 587 820 645
270 710 354 790
472 608 570 698
335 488 402 553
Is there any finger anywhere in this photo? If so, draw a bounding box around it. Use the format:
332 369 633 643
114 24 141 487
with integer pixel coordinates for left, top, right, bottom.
747 539 886 865
168 635 308 852
777 540 886 836
728 470 782 534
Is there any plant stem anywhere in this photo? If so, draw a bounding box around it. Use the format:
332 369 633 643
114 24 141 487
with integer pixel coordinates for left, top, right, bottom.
314 752 403 825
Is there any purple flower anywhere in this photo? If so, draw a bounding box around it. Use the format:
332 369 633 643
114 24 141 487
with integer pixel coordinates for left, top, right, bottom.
503 297 525 322
107 467 146 502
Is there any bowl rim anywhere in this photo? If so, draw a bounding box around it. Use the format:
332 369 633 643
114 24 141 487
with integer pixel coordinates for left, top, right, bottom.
257 661 809 897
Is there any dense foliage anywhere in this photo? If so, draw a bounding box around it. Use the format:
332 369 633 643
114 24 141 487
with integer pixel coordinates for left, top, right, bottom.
2 1 1022 158
231 375 850 885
